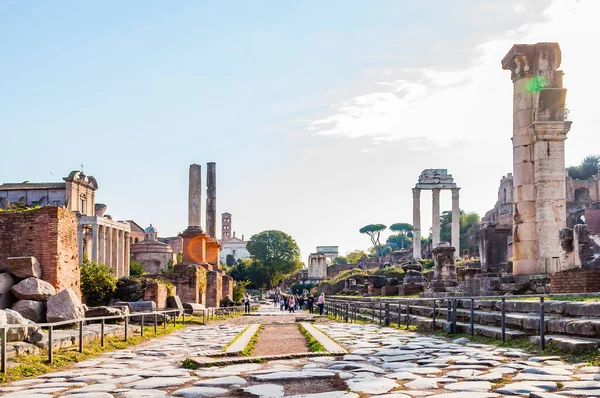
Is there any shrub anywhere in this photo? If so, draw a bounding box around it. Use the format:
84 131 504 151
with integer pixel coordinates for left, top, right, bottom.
81 258 117 306
129 260 146 276
233 280 250 304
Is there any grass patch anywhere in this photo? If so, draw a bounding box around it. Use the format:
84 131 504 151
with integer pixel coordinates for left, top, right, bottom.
241 325 262 356
0 322 186 384
298 324 326 352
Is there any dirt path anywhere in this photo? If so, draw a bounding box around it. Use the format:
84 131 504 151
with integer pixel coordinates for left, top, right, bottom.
251 324 309 356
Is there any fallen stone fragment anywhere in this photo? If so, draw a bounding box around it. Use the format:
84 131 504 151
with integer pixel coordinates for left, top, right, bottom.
11 278 55 301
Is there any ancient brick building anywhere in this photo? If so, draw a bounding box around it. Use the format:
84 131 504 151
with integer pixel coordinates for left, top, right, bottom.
0 207 80 295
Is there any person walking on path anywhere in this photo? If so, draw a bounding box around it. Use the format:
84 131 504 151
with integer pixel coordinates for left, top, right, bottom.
244 293 251 314
317 293 325 315
280 296 285 311
307 295 315 314
288 296 296 313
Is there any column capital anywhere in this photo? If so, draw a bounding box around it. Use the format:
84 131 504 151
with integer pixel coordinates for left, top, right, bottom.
412 188 421 198
432 188 441 197
529 121 572 143
451 188 460 199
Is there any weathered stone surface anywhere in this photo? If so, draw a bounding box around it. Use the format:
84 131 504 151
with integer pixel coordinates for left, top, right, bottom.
167 295 184 315
494 381 557 395
3 308 29 341
46 288 84 323
11 300 46 323
11 277 56 301
444 381 492 392
85 306 124 319
172 387 228 397
242 384 284 397
346 376 398 394
183 302 206 316
2 257 42 280
0 273 16 309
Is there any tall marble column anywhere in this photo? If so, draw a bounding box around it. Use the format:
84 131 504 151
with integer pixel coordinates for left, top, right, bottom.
125 232 131 277
112 229 119 275
118 230 125 278
432 189 441 249
206 162 217 238
412 188 422 260
91 223 99 262
99 226 105 265
77 224 84 265
188 164 203 232
106 228 113 270
502 42 571 275
451 188 460 258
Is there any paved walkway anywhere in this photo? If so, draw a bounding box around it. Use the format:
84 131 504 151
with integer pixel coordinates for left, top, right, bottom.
1 306 599 397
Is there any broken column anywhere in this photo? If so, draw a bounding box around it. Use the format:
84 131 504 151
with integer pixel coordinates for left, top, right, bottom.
502 43 571 275
182 164 205 264
206 162 217 238
430 247 458 293
412 188 422 260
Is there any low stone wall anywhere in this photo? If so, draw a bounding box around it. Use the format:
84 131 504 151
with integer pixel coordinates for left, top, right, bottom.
149 264 207 305
206 270 222 307
222 275 233 300
143 282 170 308
551 268 600 293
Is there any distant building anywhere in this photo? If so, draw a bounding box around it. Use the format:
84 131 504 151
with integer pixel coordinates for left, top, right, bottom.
130 224 175 274
307 246 339 281
0 171 131 277
219 212 250 263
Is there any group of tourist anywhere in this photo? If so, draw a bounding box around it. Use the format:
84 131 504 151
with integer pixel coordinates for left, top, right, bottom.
272 292 326 315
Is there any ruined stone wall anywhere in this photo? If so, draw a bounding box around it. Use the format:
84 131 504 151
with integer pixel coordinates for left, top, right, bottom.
0 207 80 295
143 282 171 308
327 264 355 278
149 264 206 305
221 275 233 300
551 269 600 293
206 270 222 307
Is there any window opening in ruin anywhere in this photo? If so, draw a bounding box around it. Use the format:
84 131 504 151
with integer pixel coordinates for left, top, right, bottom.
575 188 591 203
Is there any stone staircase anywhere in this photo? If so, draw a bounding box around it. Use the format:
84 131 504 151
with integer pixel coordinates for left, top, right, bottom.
329 296 600 352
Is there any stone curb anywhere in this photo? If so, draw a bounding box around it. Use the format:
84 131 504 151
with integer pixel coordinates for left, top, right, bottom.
300 322 347 354
224 323 261 355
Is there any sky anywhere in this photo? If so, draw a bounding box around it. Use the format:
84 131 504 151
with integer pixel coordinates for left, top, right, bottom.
1 0 599 263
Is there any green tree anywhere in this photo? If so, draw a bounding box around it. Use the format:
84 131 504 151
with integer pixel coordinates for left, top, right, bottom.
333 256 348 265
176 252 183 264
346 250 367 264
246 230 302 289
359 224 386 262
389 223 414 249
225 254 237 268
129 260 146 276
567 155 600 180
438 210 480 251
232 280 250 304
81 258 117 306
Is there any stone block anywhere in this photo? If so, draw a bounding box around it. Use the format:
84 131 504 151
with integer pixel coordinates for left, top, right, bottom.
143 282 168 308
166 295 184 315
3 308 29 342
46 288 85 323
1 257 42 280
565 319 600 337
85 306 124 319
565 302 600 317
11 300 46 323
183 302 206 316
0 273 16 309
11 277 56 301
129 301 156 312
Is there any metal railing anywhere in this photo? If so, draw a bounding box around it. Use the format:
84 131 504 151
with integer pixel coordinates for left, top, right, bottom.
324 292 599 352
0 305 244 373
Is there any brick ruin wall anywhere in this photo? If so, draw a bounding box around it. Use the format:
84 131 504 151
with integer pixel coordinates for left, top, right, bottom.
206 270 222 307
150 264 207 305
0 207 80 295
221 274 233 300
551 268 600 293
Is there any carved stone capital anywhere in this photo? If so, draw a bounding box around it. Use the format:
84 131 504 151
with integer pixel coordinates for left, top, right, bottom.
502 43 562 82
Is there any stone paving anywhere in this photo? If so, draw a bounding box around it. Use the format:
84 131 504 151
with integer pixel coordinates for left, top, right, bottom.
1 308 600 397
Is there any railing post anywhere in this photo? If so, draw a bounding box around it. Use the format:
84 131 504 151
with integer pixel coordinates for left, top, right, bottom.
540 297 545 350
125 316 129 341
372 303 375 322
79 320 84 353
432 300 436 330
141 315 145 336
1 327 6 374
397 304 402 327
101 319 105 347
379 302 383 324
48 325 54 364
501 297 506 343
446 299 452 333
345 304 349 323
452 299 458 334
173 311 177 327
182 310 186 325
202 309 205 324
470 298 475 336
154 313 158 334
406 303 410 329
385 302 390 326
164 312 167 329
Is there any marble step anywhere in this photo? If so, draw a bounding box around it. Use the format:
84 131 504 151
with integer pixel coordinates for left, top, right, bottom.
529 334 600 353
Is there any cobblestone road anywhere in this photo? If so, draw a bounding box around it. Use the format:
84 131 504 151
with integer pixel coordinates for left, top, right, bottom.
1 306 599 397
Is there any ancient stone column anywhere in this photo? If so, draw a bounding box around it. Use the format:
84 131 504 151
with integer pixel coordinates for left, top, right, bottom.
99 225 105 265
206 162 217 238
451 188 460 258
412 188 422 260
125 232 130 277
77 224 84 266
112 229 119 275
502 43 571 275
106 228 113 269
188 164 203 232
91 223 99 262
432 189 441 249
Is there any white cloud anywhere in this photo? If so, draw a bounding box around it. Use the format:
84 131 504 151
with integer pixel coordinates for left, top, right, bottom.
308 0 600 159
